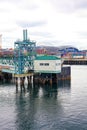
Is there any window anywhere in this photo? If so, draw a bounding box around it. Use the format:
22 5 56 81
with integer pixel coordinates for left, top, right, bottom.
40 63 43 66
40 63 49 66
45 63 49 66
56 63 61 66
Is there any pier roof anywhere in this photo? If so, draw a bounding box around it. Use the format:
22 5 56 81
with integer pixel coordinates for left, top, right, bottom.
35 55 61 60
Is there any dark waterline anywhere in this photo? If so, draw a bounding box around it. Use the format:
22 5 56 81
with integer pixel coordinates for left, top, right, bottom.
0 65 87 130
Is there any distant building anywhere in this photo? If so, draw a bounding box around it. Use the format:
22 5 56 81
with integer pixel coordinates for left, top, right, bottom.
34 55 61 73
36 46 86 59
36 48 46 55
0 35 2 49
58 46 79 53
58 46 82 58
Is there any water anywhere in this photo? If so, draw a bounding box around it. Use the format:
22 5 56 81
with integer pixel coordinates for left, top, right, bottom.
0 65 87 130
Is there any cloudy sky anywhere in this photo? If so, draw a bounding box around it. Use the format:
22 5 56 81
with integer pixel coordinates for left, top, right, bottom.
0 0 87 50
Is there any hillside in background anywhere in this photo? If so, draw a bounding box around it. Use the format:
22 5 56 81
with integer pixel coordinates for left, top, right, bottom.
36 45 80 55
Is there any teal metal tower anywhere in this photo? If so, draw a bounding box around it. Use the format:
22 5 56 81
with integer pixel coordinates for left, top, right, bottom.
14 29 36 74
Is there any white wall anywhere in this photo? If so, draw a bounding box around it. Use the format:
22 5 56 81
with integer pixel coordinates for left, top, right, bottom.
34 59 61 73
55 60 61 71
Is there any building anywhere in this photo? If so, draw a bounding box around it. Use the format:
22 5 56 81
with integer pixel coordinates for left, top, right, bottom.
0 35 2 49
33 55 71 85
58 46 79 53
34 55 61 73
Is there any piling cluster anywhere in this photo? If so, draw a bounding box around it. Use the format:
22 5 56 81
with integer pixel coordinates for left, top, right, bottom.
0 66 71 92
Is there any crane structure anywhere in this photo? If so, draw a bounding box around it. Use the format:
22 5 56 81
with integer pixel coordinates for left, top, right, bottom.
14 29 36 74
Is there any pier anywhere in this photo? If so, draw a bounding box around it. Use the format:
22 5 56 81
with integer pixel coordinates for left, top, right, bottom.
63 58 87 65
0 30 71 91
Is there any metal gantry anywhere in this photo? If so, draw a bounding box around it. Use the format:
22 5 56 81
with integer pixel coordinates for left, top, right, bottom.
14 29 36 74
0 57 14 73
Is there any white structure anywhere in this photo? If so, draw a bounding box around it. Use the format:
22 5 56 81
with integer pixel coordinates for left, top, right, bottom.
34 55 61 73
0 35 2 49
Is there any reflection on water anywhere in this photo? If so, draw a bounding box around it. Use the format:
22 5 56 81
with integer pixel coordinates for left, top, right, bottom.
1 66 87 130
0 79 71 130
15 80 71 130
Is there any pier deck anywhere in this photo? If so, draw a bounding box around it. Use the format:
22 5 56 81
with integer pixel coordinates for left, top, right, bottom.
63 58 87 65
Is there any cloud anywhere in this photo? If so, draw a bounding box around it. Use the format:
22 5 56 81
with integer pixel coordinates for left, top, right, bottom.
49 0 87 13
29 31 54 38
75 0 87 9
5 0 40 10
0 0 22 4
19 1 39 10
36 39 74 47
0 0 87 49
16 20 47 28
0 0 39 14
77 31 87 39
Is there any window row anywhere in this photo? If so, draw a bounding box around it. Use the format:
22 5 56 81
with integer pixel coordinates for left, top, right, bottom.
40 63 49 66
39 63 61 66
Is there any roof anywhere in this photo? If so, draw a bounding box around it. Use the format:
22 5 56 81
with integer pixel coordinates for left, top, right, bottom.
35 55 61 60
58 46 79 52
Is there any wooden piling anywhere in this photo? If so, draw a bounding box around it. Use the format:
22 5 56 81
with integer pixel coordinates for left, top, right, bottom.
15 77 18 92
14 73 34 91
20 77 25 92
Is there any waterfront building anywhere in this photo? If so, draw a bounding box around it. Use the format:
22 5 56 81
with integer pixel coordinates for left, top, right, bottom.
34 55 61 74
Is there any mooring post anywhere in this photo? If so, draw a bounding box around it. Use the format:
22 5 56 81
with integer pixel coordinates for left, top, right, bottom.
15 77 18 92
27 76 31 89
30 76 32 84
20 77 25 92
0 73 4 83
50 73 52 86
22 77 25 92
56 73 58 86
20 77 23 92
27 76 29 89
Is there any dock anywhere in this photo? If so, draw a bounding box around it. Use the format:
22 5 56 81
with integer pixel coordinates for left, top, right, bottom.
63 58 87 65
0 30 71 92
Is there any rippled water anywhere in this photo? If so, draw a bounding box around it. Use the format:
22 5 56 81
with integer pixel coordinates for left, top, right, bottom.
0 65 87 130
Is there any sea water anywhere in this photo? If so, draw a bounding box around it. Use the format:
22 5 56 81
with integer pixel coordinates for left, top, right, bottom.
0 65 87 130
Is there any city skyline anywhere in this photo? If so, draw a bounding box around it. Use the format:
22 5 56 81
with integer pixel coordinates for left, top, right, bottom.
0 0 87 50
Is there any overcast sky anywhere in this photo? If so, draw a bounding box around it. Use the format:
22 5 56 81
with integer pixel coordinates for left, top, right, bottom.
0 0 87 50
